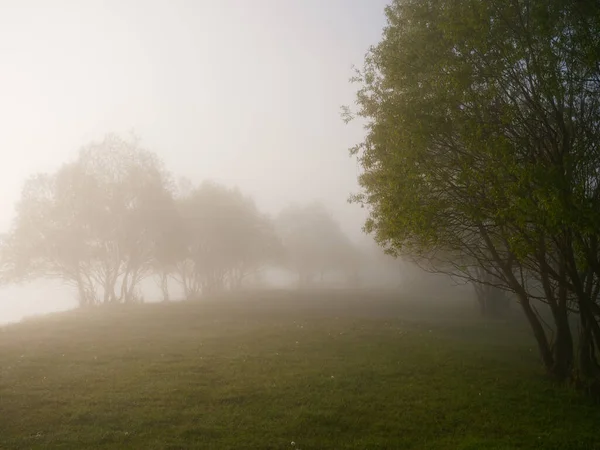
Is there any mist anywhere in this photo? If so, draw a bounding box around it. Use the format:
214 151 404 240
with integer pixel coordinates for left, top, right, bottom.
4 1 598 446
0 0 392 323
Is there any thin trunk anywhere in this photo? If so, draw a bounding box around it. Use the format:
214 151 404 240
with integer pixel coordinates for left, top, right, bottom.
479 225 554 370
589 312 600 361
579 307 600 375
473 270 509 319
540 260 573 380
474 283 487 316
119 269 130 303
552 305 573 380
518 289 555 371
76 276 89 308
161 271 170 302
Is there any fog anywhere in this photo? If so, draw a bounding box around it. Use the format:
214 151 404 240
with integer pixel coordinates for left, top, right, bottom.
0 0 398 323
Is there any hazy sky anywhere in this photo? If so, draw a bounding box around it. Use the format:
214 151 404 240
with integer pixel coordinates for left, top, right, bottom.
0 0 388 322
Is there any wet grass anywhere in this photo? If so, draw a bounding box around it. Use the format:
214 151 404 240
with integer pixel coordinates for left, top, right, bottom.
1 289 599 449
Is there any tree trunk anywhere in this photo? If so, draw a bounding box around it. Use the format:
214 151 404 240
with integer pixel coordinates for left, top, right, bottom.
76 278 90 308
516 289 555 372
575 306 600 400
160 271 170 302
473 276 509 319
551 307 573 381
474 283 487 316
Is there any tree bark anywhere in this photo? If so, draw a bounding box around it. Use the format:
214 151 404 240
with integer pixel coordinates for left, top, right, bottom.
160 271 170 302
540 261 573 381
551 307 573 381
473 270 510 319
517 290 555 371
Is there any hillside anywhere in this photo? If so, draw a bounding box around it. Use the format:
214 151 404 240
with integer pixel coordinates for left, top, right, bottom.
1 290 599 449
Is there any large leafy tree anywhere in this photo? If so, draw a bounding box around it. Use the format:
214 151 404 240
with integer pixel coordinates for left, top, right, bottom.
347 0 600 389
2 134 173 306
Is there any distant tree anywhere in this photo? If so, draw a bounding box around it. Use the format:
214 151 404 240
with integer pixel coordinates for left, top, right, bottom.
2 134 173 306
172 181 282 298
276 202 359 287
150 193 186 302
346 0 600 390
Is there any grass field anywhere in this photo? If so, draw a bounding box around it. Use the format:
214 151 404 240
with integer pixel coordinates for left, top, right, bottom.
1 289 599 449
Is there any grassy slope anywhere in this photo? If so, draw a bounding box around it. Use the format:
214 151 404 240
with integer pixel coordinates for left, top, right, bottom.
1 290 599 450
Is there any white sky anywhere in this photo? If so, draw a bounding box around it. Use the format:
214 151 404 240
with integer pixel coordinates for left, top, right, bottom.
0 0 388 323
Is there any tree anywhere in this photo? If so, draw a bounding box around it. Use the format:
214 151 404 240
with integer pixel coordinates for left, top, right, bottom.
2 134 173 306
346 0 600 391
171 181 282 298
472 267 511 318
150 192 186 303
276 202 359 287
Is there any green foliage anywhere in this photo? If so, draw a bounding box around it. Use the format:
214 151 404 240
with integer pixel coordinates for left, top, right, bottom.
349 0 600 264
347 0 600 381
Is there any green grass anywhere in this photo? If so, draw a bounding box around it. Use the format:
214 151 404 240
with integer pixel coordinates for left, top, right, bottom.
1 289 599 449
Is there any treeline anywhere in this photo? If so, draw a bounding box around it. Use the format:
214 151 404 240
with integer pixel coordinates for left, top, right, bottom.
0 134 360 306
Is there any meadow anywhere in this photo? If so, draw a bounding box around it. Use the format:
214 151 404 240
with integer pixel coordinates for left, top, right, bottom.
1 289 599 449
